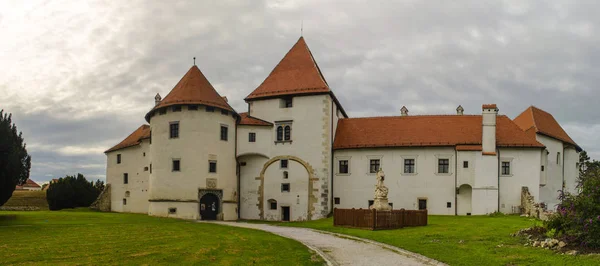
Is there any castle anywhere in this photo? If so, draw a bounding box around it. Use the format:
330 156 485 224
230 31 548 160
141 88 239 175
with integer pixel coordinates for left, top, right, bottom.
104 37 580 221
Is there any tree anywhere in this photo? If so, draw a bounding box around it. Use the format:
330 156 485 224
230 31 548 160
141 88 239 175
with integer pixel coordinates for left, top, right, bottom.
0 109 31 206
46 174 103 210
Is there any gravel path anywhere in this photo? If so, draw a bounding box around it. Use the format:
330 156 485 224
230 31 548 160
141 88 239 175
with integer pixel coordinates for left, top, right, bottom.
203 221 446 266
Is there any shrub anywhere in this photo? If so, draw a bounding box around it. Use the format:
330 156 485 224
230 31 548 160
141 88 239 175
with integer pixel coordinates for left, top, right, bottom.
46 174 103 210
546 164 600 248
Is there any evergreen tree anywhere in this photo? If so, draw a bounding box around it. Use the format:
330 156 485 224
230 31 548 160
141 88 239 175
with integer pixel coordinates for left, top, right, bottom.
46 174 102 210
0 109 31 206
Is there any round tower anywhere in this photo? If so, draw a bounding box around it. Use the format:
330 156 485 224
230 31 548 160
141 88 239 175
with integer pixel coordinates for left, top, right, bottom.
145 65 238 220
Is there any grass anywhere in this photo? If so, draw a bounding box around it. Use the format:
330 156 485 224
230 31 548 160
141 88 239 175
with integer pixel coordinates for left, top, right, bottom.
2 190 49 210
252 215 600 266
0 209 323 265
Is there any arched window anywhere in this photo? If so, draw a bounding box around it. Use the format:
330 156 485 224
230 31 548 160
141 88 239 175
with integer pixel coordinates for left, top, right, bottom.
284 126 291 141
283 171 288 179
276 126 283 141
268 199 277 210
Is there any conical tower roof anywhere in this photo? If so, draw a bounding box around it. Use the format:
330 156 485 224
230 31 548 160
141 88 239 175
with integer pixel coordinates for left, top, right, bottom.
145 65 234 121
245 37 331 100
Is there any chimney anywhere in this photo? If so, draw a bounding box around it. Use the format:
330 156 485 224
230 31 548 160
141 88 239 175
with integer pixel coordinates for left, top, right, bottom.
400 106 409 116
154 93 162 106
456 105 464 115
482 104 498 154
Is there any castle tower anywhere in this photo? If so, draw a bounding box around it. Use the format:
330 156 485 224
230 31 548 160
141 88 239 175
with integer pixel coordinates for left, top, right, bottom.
144 65 238 220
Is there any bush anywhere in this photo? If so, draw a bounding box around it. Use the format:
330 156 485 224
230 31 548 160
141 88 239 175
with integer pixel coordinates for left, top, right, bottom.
546 164 600 248
46 174 104 210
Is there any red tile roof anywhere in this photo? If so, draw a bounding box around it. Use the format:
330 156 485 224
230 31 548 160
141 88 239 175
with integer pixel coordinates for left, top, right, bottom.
105 125 150 153
239 112 273 126
333 115 544 150
513 106 578 147
482 104 498 109
245 37 330 100
456 145 482 151
145 66 234 121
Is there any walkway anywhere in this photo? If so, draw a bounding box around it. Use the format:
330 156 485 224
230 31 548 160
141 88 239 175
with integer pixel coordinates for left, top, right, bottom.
203 221 446 266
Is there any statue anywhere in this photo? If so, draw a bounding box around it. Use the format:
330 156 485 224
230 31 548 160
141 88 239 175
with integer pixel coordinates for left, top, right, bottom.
370 169 392 211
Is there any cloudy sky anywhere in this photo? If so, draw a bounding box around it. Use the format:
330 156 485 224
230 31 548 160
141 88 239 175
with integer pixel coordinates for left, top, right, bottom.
1 0 599 184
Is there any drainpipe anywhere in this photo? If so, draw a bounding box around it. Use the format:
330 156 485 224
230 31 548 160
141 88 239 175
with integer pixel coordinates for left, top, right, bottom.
235 119 240 220
454 149 458 216
497 148 501 213
330 100 334 216
562 146 565 195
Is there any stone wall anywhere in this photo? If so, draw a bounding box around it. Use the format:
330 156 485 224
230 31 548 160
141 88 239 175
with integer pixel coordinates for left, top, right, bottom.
521 186 550 220
90 184 111 212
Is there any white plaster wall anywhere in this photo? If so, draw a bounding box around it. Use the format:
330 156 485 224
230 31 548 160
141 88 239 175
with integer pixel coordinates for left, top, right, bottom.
456 151 476 187
148 106 237 220
472 154 499 214
333 147 456 215
238 155 267 220
237 125 272 157
263 160 309 221
248 94 334 219
106 141 150 214
536 134 565 209
564 147 578 194
148 201 199 220
498 148 542 214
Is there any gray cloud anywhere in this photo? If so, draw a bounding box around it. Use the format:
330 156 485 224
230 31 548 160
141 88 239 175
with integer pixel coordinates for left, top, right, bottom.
1 0 599 183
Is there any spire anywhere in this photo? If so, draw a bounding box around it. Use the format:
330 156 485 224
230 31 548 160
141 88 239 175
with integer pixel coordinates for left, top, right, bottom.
145 65 233 121
245 37 330 100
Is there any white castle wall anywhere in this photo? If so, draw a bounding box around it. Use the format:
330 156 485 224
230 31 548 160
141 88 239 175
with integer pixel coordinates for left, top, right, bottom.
105 141 150 214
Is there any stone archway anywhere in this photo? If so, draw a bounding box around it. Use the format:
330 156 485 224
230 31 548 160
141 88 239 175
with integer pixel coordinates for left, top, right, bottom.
257 155 318 220
457 184 472 215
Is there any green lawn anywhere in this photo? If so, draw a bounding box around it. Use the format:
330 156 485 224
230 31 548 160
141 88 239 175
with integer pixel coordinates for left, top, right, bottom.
0 209 323 265
256 215 600 266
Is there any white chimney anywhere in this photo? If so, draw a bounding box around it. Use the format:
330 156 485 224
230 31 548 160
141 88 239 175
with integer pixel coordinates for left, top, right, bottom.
482 104 498 154
154 93 162 106
400 106 409 116
456 105 464 115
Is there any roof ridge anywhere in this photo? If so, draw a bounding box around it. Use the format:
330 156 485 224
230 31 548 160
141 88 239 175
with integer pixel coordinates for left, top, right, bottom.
341 114 483 120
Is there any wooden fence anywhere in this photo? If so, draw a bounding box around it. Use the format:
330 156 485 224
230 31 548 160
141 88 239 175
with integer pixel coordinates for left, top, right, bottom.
333 208 428 230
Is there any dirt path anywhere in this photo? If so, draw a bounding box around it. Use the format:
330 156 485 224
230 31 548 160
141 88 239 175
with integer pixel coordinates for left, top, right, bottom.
204 221 446 266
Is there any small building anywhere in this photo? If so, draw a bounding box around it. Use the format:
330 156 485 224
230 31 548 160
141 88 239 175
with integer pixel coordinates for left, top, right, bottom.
16 179 42 191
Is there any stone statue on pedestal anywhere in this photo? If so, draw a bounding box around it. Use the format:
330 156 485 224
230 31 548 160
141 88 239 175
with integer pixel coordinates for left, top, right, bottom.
370 169 392 211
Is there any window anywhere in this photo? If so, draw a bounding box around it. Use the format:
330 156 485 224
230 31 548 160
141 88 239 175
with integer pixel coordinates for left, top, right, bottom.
240 162 247 166
276 126 283 141
150 163 152 174
221 109 228 115
172 159 181 172
280 159 288 169
368 200 374 208
209 161 217 173
188 105 198 110
541 165 545 171
369 159 380 173
117 154 121 164
502 161 511 176
281 183 290 192
281 97 293 108
269 200 277 210
159 108 166 115
557 152 561 165
220 125 228 141
283 171 288 179
284 126 291 140
169 122 179 138
123 173 128 184
438 159 449 174
123 198 127 205
249 132 256 142
339 160 349 174
143 152 146 157
334 197 340 205
144 166 149 171
447 202 452 208
418 199 427 210
463 161 469 168
168 208 177 214
206 106 215 112
404 159 415 174
125 191 130 197
172 106 181 112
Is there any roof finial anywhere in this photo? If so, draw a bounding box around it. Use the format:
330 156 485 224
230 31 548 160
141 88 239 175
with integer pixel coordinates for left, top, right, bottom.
301 20 303 36
193 57 196 66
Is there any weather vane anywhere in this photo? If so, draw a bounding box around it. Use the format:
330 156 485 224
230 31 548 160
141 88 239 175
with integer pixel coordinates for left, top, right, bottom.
193 57 196 66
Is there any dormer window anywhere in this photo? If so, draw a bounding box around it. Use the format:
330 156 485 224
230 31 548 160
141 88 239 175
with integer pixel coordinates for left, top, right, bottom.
172 106 182 112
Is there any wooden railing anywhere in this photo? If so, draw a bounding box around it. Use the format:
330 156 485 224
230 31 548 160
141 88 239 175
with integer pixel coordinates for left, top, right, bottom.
333 208 428 230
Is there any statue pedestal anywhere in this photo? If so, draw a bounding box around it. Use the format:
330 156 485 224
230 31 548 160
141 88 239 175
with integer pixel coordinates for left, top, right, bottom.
370 198 392 211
